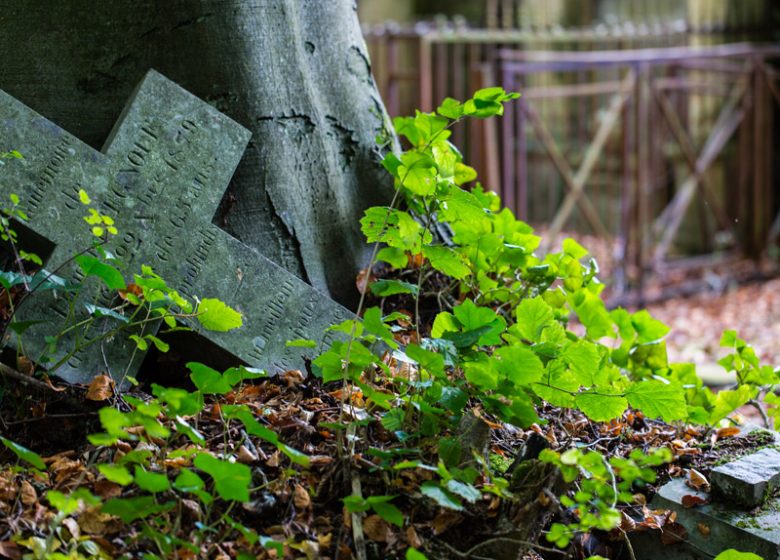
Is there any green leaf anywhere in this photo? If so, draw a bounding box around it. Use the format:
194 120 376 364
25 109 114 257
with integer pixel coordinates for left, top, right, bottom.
562 238 588 259
98 464 133 486
286 338 317 348
562 341 601 386
406 549 429 560
431 312 459 338
47 489 99 515
399 152 437 196
494 345 544 386
377 247 408 269
173 469 206 492
369 498 405 527
75 255 126 290
575 391 628 422
102 496 174 522
84 304 129 323
134 466 170 493
626 381 687 422
423 245 471 279
0 436 46 470
406 344 445 377
420 481 463 510
363 307 397 348
631 310 670 344
437 97 464 119
713 551 763 560
370 279 419 297
197 298 243 332
381 409 405 432
464 360 498 391
709 385 757 423
194 453 252 502
223 366 266 386
445 479 481 503
188 362 233 394
514 297 555 343
532 360 578 407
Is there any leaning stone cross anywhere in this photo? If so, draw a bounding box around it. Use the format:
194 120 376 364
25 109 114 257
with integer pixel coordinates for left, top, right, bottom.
0 70 351 385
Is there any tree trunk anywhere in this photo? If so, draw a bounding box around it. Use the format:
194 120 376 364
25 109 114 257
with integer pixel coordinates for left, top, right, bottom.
0 0 394 307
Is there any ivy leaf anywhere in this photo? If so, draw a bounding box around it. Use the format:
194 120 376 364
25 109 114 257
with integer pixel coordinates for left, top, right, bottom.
436 97 463 119
514 297 555 343
532 360 578 408
189 362 233 394
371 279 419 297
377 247 408 269
84 304 129 323
97 464 133 486
420 481 463 511
626 381 687 422
406 344 444 377
399 152 437 196
562 341 600 386
714 551 763 560
423 245 471 279
464 360 497 391
75 255 126 290
367 497 405 527
708 385 757 424
493 345 544 386
102 496 174 522
631 310 670 344
445 479 481 503
575 391 628 422
0 436 46 470
197 298 243 332
133 466 171 493
194 453 252 502
362 307 398 348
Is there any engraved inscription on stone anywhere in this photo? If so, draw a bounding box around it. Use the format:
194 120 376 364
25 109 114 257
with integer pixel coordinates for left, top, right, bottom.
0 70 352 385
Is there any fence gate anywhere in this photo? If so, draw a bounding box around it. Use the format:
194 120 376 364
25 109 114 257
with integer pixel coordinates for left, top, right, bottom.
498 44 780 297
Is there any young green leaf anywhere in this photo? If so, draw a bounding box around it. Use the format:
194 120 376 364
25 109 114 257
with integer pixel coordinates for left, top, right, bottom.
0 436 46 470
193 453 252 502
197 298 243 331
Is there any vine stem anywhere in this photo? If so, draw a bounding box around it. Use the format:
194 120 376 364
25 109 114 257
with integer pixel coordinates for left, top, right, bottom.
335 116 463 459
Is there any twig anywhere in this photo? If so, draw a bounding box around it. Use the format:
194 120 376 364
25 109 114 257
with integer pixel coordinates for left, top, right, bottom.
621 530 637 560
440 536 566 558
0 362 57 392
748 398 772 429
350 473 368 560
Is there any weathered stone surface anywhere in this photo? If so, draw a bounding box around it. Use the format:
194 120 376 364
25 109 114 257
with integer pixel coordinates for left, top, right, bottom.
0 1 395 307
711 447 780 508
0 70 351 386
630 477 780 560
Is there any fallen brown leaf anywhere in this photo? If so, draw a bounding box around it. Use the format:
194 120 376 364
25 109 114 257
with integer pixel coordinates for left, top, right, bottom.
716 426 741 440
681 494 708 508
363 514 392 543
86 374 114 401
293 484 311 510
18 480 36 506
0 540 22 560
687 469 710 492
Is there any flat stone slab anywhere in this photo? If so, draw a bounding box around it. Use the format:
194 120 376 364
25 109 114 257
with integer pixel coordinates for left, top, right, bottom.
636 477 780 560
711 447 780 508
0 70 352 386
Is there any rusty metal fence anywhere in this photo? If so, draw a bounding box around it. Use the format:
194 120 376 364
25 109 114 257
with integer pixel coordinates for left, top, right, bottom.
499 44 780 294
365 24 780 296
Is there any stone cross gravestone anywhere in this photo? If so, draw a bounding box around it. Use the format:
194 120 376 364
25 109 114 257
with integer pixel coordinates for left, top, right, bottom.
0 70 352 386
630 427 780 560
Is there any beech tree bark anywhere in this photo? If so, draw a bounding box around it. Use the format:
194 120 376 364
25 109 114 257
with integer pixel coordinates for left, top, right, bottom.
0 0 394 306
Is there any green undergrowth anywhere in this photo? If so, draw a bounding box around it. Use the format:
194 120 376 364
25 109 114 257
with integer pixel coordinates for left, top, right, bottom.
0 87 778 560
